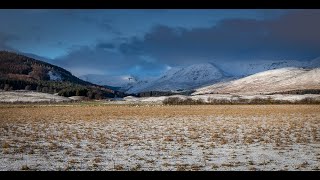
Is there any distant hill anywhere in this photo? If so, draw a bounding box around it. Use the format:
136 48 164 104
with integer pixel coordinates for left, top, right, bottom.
0 50 122 99
193 67 320 95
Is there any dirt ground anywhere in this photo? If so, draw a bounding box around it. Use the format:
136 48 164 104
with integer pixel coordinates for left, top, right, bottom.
0 105 319 171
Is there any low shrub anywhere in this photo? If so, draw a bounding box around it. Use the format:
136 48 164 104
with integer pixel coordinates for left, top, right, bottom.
163 96 320 105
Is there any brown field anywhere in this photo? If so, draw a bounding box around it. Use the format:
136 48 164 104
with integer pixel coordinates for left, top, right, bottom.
0 104 320 171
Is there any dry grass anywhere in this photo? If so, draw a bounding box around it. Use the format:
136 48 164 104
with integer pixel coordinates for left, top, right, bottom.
21 165 30 171
0 104 319 170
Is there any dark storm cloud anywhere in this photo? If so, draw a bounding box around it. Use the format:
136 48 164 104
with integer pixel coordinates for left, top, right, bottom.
0 10 124 59
119 10 320 66
54 45 168 77
55 45 126 75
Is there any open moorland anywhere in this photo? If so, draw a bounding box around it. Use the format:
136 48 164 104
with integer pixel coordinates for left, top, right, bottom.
0 104 320 171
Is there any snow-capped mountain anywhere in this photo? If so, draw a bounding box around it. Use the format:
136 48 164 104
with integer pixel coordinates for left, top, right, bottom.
217 59 311 76
193 67 320 95
118 76 159 93
126 63 231 93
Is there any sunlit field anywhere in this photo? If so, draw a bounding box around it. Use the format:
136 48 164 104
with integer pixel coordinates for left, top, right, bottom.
0 104 320 171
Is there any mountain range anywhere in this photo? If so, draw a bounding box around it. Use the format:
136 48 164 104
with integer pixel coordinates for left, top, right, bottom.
82 58 320 94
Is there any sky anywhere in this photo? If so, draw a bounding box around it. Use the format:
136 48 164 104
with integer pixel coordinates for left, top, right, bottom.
1 9 320 81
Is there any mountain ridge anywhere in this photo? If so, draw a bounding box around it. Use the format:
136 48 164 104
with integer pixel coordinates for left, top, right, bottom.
193 67 320 95
81 58 320 94
126 62 230 94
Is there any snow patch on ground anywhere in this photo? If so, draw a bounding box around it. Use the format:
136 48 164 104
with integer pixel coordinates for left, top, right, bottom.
0 91 71 103
0 105 319 171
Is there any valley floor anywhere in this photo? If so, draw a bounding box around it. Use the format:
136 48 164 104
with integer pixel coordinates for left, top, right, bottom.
0 105 320 171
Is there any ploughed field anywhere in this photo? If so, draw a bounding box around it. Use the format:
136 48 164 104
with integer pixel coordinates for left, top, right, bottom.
0 104 320 171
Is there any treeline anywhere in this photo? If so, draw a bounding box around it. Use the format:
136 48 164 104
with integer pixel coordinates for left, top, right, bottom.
163 97 206 105
0 79 56 93
268 89 320 95
163 97 320 105
0 79 116 99
58 87 116 99
137 90 194 97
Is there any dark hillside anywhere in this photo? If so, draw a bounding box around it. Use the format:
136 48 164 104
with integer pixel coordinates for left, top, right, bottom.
0 51 121 99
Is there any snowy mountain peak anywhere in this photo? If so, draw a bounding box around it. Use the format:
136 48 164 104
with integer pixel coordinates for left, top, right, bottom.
165 63 224 83
126 63 229 93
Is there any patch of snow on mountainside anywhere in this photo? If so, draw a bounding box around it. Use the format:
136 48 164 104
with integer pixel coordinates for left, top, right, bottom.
48 71 62 81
